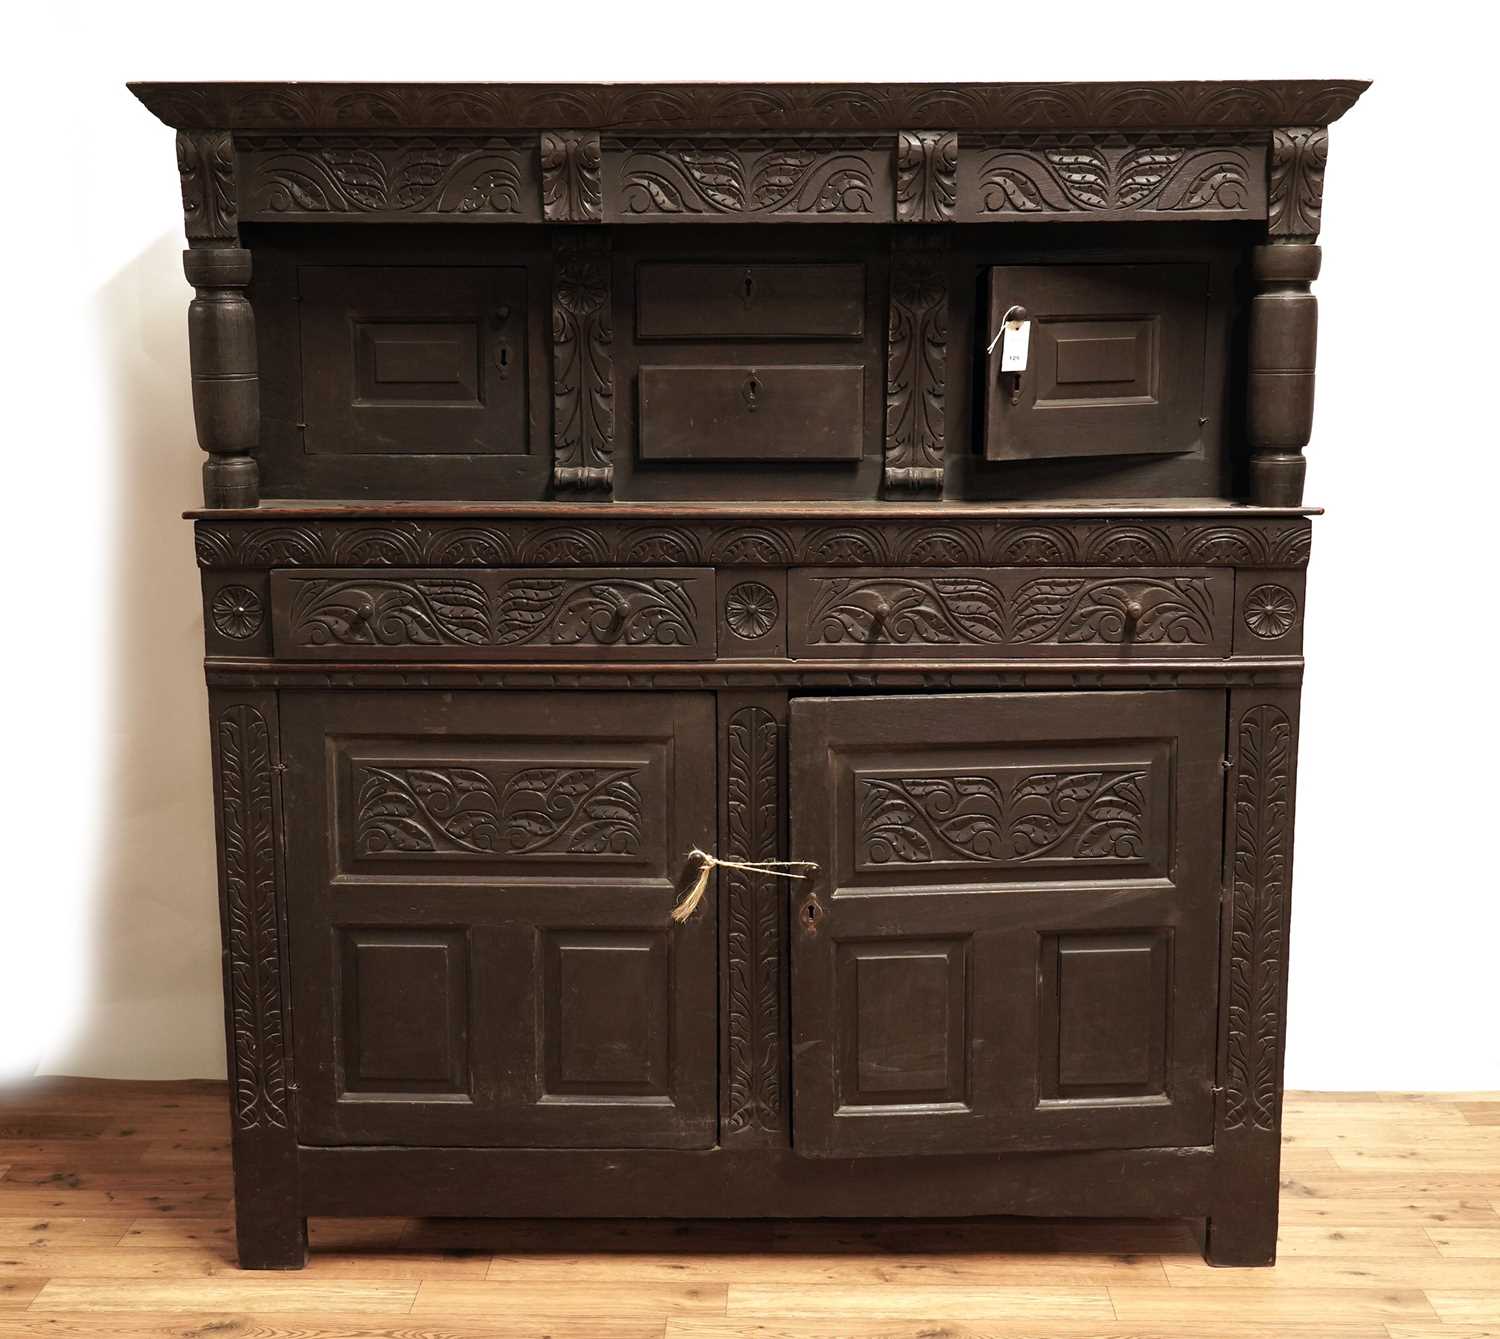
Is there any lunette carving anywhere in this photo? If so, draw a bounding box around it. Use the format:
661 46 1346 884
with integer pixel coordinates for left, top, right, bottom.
884 240 948 494
1268 127 1327 239
619 140 877 217
217 703 288 1132
541 131 603 222
895 131 957 222
859 767 1148 866
241 136 526 216
552 234 614 492
1225 704 1293 1133
177 130 238 240
724 707 782 1136
355 764 642 858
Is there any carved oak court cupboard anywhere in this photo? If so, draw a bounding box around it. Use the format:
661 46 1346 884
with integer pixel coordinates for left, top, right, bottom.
129 77 1368 1269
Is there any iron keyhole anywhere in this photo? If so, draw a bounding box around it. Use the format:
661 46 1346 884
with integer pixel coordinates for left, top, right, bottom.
742 269 755 304
743 371 762 412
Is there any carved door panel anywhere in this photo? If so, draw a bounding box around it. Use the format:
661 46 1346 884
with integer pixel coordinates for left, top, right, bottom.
282 690 716 1147
789 691 1223 1157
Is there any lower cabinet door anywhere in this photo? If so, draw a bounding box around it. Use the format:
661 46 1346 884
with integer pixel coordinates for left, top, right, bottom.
789 690 1224 1157
281 690 716 1147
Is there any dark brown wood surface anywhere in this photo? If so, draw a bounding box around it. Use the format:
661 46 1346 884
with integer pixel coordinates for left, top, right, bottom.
131 76 1365 1269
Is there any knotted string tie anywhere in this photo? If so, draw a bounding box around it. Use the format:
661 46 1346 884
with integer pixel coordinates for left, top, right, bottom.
670 848 819 924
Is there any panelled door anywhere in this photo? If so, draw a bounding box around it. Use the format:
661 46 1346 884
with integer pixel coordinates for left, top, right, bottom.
282 690 716 1147
789 691 1224 1157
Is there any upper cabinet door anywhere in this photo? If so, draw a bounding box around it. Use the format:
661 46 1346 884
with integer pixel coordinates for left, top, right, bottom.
281 690 716 1148
982 264 1211 463
789 690 1224 1158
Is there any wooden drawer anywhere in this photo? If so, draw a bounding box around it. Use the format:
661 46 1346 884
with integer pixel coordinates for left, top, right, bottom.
270 568 715 659
788 568 1232 658
636 263 865 340
639 365 864 461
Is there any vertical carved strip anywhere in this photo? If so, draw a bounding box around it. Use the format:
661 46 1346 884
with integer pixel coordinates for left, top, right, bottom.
1209 689 1299 1266
885 237 948 496
540 131 603 222
551 233 614 495
1268 127 1327 240
723 704 785 1143
895 131 957 223
209 690 304 1268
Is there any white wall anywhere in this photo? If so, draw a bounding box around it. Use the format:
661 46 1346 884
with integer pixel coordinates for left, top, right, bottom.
4 2 1495 1089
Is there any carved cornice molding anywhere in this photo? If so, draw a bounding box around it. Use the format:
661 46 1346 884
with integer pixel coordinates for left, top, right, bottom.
1268 126 1328 240
195 515 1313 572
133 80 1369 134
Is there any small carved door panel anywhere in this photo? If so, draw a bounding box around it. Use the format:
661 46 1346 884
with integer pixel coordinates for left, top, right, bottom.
281 690 716 1148
789 690 1223 1158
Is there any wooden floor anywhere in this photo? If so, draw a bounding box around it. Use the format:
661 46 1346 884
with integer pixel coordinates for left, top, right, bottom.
0 1081 1496 1337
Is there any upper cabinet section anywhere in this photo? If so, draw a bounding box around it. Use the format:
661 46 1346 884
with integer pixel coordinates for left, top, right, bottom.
139 81 1366 510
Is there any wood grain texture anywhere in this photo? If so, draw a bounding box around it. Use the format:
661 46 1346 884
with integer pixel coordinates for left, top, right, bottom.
2 1081 1495 1331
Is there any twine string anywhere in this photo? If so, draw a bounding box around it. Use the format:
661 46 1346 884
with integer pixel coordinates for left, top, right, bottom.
670 847 819 924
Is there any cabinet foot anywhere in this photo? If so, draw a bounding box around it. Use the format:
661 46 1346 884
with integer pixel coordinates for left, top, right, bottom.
1203 1210 1278 1267
235 1210 308 1270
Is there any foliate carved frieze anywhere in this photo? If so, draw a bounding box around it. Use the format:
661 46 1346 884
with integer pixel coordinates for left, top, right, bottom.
239 136 531 218
552 233 614 492
541 131 603 222
884 240 949 494
215 702 288 1132
1224 703 1294 1133
895 131 957 222
858 765 1149 867
969 133 1264 220
615 138 885 219
354 762 643 859
724 707 784 1137
136 80 1368 134
199 516 1313 572
276 570 708 655
176 130 238 240
1268 126 1328 239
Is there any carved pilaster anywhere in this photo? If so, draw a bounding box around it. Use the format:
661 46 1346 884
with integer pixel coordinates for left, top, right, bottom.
177 131 238 241
720 698 788 1146
895 131 957 223
884 236 948 496
208 690 305 1268
551 232 614 495
540 131 603 222
1208 689 1299 1266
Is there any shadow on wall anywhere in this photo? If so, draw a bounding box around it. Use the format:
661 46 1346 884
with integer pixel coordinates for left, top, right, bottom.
46 232 227 1079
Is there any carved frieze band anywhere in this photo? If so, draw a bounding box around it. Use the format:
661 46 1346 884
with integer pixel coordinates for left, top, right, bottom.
215 701 289 1132
177 130 238 240
724 707 783 1138
552 233 614 492
198 517 1313 572
885 239 948 494
1224 702 1293 1133
1268 126 1327 239
228 130 1273 224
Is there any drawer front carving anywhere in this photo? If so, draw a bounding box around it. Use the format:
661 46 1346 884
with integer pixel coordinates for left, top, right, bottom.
637 263 866 339
639 365 865 462
789 567 1231 658
270 568 715 659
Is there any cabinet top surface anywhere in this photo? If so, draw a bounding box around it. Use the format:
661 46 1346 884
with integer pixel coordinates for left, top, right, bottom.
130 79 1369 133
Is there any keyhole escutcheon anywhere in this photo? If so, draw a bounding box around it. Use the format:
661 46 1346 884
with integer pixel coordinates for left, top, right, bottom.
742 371 762 412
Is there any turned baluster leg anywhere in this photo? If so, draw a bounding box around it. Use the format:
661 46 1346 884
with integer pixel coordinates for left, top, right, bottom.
1247 244 1319 507
185 247 259 508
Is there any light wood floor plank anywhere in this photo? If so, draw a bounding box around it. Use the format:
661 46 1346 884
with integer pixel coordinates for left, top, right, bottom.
1109 1284 1439 1323
26 1277 421 1314
412 1279 726 1317
1427 1227 1500 1258
0 1316 665 1339
724 1283 1115 1320
1424 1291 1500 1323
671 1324 1392 1339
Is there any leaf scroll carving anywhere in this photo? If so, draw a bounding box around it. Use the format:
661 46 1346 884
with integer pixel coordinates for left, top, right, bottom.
218 703 288 1131
884 244 948 493
1268 126 1327 238
895 131 957 222
177 131 238 240
620 142 876 217
552 234 614 490
540 131 603 222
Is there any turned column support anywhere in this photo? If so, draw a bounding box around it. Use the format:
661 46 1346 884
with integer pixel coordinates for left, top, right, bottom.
1247 243 1319 507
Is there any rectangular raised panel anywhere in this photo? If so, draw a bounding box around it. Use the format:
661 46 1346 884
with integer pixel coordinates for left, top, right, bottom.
837 939 968 1109
853 749 1170 883
299 265 527 457
790 691 1222 1158
638 365 864 462
1041 932 1169 1100
789 568 1231 659
543 931 669 1097
636 263 866 339
339 929 469 1096
983 264 1209 463
270 568 714 660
